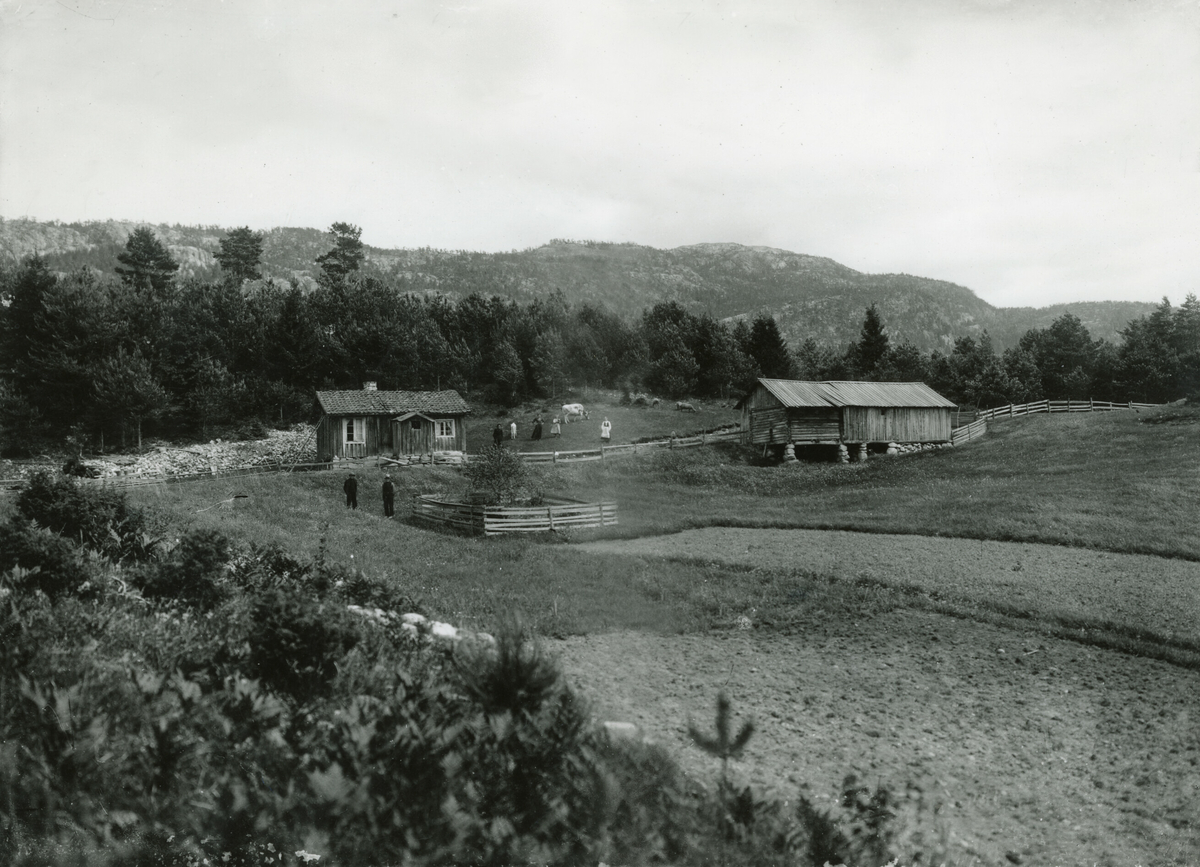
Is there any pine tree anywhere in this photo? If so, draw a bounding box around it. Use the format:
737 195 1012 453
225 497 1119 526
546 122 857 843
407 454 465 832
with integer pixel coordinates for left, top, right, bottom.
315 222 366 284
114 227 179 291
92 350 170 450
214 226 265 282
855 303 890 375
747 315 795 379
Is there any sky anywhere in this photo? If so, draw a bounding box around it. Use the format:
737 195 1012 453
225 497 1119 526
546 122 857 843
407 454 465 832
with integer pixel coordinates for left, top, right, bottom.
1 0 1198 308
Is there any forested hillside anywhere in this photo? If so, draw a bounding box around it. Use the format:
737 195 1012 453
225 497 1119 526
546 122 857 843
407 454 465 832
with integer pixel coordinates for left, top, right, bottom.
0 218 1154 352
1 221 1196 457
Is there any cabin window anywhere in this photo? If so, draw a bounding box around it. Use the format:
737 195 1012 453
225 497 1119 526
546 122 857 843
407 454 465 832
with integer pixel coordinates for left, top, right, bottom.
410 418 421 430
435 419 455 438
344 417 366 444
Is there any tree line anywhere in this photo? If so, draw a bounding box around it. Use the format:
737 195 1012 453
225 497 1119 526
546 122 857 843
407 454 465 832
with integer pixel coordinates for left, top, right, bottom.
1 224 1196 454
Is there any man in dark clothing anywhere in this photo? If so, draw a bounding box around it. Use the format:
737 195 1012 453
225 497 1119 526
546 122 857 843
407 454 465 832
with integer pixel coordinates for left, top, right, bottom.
493 424 504 447
343 472 358 509
382 474 395 517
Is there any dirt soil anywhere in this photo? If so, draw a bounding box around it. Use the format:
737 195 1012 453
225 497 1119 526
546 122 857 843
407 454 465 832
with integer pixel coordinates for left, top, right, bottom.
551 530 1200 866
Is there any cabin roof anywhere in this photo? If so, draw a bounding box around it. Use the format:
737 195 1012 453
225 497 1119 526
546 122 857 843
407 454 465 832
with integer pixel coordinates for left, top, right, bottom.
747 379 956 409
316 390 470 416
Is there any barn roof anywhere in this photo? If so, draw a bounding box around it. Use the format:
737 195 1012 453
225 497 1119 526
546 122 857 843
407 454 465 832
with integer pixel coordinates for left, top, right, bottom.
748 379 956 409
316 390 470 416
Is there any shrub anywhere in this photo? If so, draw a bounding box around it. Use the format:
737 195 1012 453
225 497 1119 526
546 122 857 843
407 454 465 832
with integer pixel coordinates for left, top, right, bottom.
15 471 162 562
136 529 231 610
0 520 97 600
464 444 531 505
247 587 359 703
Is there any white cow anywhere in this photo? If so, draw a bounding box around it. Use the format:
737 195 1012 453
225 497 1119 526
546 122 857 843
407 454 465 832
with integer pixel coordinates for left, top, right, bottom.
561 403 589 423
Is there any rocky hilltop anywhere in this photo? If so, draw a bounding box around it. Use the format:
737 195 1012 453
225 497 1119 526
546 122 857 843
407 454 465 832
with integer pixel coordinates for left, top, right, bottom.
0 218 1155 352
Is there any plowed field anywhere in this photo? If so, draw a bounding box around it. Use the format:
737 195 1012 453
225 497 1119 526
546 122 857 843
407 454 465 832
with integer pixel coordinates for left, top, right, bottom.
552 529 1200 866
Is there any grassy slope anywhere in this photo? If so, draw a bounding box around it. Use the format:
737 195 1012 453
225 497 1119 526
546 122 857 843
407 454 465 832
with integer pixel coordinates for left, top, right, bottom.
464 396 738 454
122 406 1199 644
562 408 1200 560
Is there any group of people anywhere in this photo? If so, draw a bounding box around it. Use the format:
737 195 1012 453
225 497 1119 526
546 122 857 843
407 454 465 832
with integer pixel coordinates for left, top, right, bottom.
343 471 395 517
492 416 612 446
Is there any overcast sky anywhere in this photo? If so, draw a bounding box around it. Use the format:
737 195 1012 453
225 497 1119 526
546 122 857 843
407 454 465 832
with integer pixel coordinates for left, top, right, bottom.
2 0 1198 308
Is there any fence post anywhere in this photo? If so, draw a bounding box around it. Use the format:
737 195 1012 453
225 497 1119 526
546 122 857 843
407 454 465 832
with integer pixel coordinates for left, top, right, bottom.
547 507 554 531
553 451 558 464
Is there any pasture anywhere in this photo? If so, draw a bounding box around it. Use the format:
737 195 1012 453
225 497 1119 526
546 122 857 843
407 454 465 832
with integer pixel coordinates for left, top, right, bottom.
464 393 739 454
120 405 1200 865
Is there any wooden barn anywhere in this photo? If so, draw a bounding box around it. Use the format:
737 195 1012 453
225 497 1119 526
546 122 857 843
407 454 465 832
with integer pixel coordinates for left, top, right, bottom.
738 379 956 454
315 384 470 460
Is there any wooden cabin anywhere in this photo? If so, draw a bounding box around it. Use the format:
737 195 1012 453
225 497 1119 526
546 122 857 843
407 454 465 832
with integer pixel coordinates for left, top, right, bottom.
315 384 470 460
738 379 955 450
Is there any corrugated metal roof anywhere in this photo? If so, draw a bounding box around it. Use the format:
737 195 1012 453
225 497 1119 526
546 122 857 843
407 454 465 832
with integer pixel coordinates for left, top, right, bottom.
316 390 470 416
752 379 955 409
819 381 956 408
757 379 838 407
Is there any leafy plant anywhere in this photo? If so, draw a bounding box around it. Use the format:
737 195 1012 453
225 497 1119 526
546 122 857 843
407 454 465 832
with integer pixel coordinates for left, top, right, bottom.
136 528 231 610
247 587 359 703
688 690 754 784
464 444 531 506
15 471 162 563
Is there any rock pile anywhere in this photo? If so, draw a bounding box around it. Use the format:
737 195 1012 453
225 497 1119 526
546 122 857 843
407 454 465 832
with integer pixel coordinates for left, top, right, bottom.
77 425 318 479
888 441 954 455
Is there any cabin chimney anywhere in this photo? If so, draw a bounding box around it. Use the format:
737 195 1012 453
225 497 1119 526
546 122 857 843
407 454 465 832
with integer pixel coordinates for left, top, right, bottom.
363 381 377 391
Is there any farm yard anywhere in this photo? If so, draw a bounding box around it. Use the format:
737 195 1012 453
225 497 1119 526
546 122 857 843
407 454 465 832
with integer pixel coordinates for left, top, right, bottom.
464 393 740 455
83 404 1200 865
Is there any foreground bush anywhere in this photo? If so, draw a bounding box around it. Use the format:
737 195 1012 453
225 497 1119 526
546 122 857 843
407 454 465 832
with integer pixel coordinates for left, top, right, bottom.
15 470 163 562
1 498 928 866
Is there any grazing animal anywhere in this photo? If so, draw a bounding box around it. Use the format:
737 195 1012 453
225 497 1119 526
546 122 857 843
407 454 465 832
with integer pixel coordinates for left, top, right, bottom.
561 403 589 423
676 401 697 412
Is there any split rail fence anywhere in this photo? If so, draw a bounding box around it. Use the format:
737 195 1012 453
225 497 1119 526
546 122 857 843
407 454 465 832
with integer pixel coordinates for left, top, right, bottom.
949 398 1161 446
517 428 742 464
411 495 618 536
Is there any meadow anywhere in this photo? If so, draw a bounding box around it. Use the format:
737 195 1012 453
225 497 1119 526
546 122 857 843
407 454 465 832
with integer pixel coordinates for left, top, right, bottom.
128 403 1200 639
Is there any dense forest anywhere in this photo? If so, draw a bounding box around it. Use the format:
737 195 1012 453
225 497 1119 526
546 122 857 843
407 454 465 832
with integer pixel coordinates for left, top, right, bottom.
1 224 1196 456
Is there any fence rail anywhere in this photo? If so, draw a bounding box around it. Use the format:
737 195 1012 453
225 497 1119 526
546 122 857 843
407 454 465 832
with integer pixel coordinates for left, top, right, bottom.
950 418 988 445
410 494 618 536
949 398 1163 446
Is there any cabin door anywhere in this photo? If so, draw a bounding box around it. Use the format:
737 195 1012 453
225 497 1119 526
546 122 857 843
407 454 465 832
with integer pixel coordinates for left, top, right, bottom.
343 417 367 458
433 418 457 452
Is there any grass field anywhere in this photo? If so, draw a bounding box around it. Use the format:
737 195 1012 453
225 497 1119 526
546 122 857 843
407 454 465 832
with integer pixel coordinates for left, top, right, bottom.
124 404 1200 637
465 392 740 453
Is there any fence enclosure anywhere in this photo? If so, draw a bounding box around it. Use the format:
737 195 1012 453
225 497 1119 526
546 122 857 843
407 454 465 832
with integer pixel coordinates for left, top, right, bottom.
411 495 618 536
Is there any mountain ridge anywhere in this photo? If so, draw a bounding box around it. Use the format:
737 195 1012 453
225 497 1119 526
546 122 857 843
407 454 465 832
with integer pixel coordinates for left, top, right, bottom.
0 217 1156 352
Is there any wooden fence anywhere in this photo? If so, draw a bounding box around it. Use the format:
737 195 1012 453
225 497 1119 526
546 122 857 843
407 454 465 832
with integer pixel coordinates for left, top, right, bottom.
949 398 1162 446
410 494 618 536
950 418 988 445
971 398 1159 422
517 427 743 464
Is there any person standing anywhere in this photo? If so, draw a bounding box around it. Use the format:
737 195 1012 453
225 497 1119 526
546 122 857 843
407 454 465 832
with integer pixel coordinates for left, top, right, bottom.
492 424 504 447
550 417 561 438
600 417 612 444
532 416 543 440
343 472 358 510
509 420 517 440
382 474 395 518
